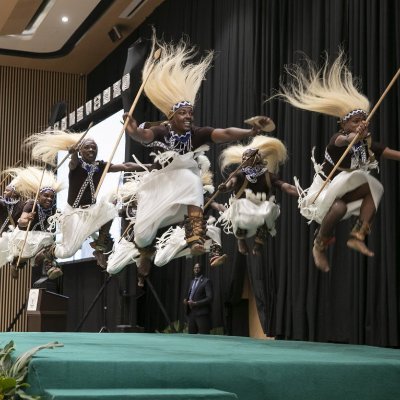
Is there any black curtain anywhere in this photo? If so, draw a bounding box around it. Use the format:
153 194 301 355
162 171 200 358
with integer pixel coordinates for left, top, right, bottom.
87 0 400 346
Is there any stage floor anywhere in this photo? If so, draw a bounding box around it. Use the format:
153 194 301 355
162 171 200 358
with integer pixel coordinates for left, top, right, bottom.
1 332 400 399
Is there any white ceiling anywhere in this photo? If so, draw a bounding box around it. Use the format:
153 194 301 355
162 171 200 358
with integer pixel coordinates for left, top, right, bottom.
0 0 164 74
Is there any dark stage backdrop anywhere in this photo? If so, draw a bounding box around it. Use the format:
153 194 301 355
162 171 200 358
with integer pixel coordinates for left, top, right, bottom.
84 0 400 346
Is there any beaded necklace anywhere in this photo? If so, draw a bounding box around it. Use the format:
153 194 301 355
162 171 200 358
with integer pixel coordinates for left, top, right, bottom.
0 197 20 234
32 204 54 231
241 164 268 183
72 159 100 208
144 125 192 155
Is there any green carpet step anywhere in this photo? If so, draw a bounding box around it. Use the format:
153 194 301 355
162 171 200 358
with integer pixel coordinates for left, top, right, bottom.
44 388 239 400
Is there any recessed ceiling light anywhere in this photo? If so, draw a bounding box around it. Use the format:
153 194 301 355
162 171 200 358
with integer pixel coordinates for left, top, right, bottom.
61 16 69 23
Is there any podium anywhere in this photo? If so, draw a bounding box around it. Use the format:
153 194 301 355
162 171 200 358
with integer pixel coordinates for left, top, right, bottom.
26 289 69 332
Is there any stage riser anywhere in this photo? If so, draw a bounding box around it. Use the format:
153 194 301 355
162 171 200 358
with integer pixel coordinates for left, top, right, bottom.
0 333 398 400
45 388 238 399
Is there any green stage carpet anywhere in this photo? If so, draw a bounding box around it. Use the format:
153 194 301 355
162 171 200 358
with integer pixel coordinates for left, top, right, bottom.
1 333 399 399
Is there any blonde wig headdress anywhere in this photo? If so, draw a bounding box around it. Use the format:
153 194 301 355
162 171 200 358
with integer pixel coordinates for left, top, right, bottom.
142 32 213 119
24 130 90 166
220 136 288 175
5 166 63 199
4 178 19 195
275 50 370 122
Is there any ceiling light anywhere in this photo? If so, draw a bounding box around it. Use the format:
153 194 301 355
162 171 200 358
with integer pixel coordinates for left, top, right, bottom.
61 16 69 23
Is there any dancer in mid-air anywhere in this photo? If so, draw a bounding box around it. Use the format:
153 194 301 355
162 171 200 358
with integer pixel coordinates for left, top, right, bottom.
275 51 400 271
218 135 297 256
124 32 273 283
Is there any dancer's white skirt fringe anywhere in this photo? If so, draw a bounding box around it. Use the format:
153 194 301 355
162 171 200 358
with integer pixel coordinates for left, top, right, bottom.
218 190 280 238
154 226 187 267
107 237 139 275
51 200 118 259
134 152 204 248
205 217 222 246
295 170 383 224
154 217 220 267
0 233 11 267
7 228 54 260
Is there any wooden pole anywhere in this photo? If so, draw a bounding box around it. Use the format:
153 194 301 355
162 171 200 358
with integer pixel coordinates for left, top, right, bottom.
312 67 400 204
15 168 47 267
94 48 162 199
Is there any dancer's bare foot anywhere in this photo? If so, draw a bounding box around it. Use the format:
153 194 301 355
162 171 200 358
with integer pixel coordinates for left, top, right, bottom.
252 242 263 256
210 254 228 267
11 264 19 280
312 245 330 272
137 275 145 287
238 239 249 255
190 242 205 256
47 266 63 280
93 250 107 269
137 256 152 286
347 238 374 257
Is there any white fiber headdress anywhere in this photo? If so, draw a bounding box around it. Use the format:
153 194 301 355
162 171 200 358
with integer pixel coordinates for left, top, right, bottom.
142 32 213 119
24 130 90 166
220 136 288 174
5 166 63 198
275 50 370 121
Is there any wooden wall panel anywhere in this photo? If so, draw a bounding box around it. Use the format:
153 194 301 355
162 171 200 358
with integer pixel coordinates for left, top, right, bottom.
0 66 86 173
0 66 86 332
0 263 31 332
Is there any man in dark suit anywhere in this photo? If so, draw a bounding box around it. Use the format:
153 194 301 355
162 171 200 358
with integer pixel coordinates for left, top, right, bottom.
183 263 213 334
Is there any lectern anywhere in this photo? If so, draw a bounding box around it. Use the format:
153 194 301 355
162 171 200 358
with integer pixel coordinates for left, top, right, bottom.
26 289 69 332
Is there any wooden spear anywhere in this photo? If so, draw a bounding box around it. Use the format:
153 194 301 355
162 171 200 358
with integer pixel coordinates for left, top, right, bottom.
94 48 162 198
15 168 47 267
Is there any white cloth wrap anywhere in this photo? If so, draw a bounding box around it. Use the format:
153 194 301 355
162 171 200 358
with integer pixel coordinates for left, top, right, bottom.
154 217 221 267
0 232 11 267
206 223 222 246
154 226 187 267
51 199 118 259
219 190 280 238
7 228 54 260
134 151 204 248
106 237 139 275
295 170 383 224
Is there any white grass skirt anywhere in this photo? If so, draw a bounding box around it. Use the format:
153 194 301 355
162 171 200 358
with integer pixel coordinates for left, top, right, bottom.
154 217 219 267
296 170 383 224
107 237 139 275
7 228 54 260
219 190 280 238
0 233 11 267
134 153 203 248
52 200 118 259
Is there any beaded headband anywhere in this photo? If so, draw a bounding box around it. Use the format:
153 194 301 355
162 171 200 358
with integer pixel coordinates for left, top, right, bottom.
168 101 193 119
6 184 16 192
40 186 56 194
341 109 368 123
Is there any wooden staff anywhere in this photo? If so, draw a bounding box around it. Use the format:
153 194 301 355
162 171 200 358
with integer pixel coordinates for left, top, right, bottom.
0 160 22 187
94 48 162 198
15 168 47 268
312 66 400 204
203 149 259 210
55 121 94 172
